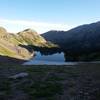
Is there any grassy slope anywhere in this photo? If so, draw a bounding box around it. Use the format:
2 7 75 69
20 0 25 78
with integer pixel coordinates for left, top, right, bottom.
17 29 46 46
0 38 33 60
0 63 100 100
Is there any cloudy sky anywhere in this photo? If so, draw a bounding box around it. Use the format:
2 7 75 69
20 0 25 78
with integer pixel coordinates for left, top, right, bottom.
0 0 100 33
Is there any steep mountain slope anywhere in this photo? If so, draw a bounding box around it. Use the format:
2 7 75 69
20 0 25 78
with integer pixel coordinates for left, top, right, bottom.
0 27 48 60
42 21 100 53
42 21 100 60
17 29 46 46
0 27 34 60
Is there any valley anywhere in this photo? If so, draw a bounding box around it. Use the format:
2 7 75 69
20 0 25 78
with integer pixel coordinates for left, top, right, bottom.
0 21 100 100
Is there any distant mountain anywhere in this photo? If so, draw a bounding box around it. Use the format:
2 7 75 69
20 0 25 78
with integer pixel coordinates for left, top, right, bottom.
0 27 47 60
42 21 100 60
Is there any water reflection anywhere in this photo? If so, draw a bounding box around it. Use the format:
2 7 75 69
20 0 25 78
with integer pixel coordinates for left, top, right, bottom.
33 52 65 62
24 52 77 65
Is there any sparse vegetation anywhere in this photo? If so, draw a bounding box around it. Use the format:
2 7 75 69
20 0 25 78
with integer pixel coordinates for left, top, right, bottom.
0 63 100 100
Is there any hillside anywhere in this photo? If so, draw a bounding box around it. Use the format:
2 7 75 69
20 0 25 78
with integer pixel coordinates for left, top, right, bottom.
17 29 46 46
42 22 100 51
0 27 48 60
42 21 100 60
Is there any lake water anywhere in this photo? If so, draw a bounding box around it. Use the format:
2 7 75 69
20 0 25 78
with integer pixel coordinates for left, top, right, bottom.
24 52 78 65
34 52 65 62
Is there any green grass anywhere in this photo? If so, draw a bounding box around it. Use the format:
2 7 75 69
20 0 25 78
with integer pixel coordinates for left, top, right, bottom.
21 81 63 99
0 45 16 56
0 63 100 100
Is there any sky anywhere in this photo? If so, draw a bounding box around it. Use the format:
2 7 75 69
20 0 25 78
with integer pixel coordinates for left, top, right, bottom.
0 0 100 34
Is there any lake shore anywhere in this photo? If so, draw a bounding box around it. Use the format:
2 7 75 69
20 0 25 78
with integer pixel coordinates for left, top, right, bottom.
23 60 78 65
0 62 100 100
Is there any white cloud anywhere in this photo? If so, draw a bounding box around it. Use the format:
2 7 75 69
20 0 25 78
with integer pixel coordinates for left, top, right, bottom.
0 19 71 34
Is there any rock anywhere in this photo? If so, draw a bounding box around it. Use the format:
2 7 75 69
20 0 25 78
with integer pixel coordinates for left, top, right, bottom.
9 72 29 79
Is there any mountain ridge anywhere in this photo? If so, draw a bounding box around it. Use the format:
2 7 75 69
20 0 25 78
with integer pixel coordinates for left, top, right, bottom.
0 27 48 60
42 21 100 61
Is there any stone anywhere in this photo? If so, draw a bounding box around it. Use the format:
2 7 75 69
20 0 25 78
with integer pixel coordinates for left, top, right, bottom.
9 72 29 79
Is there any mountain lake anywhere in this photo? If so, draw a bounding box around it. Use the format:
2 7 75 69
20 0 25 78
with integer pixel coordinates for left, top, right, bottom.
24 52 78 65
